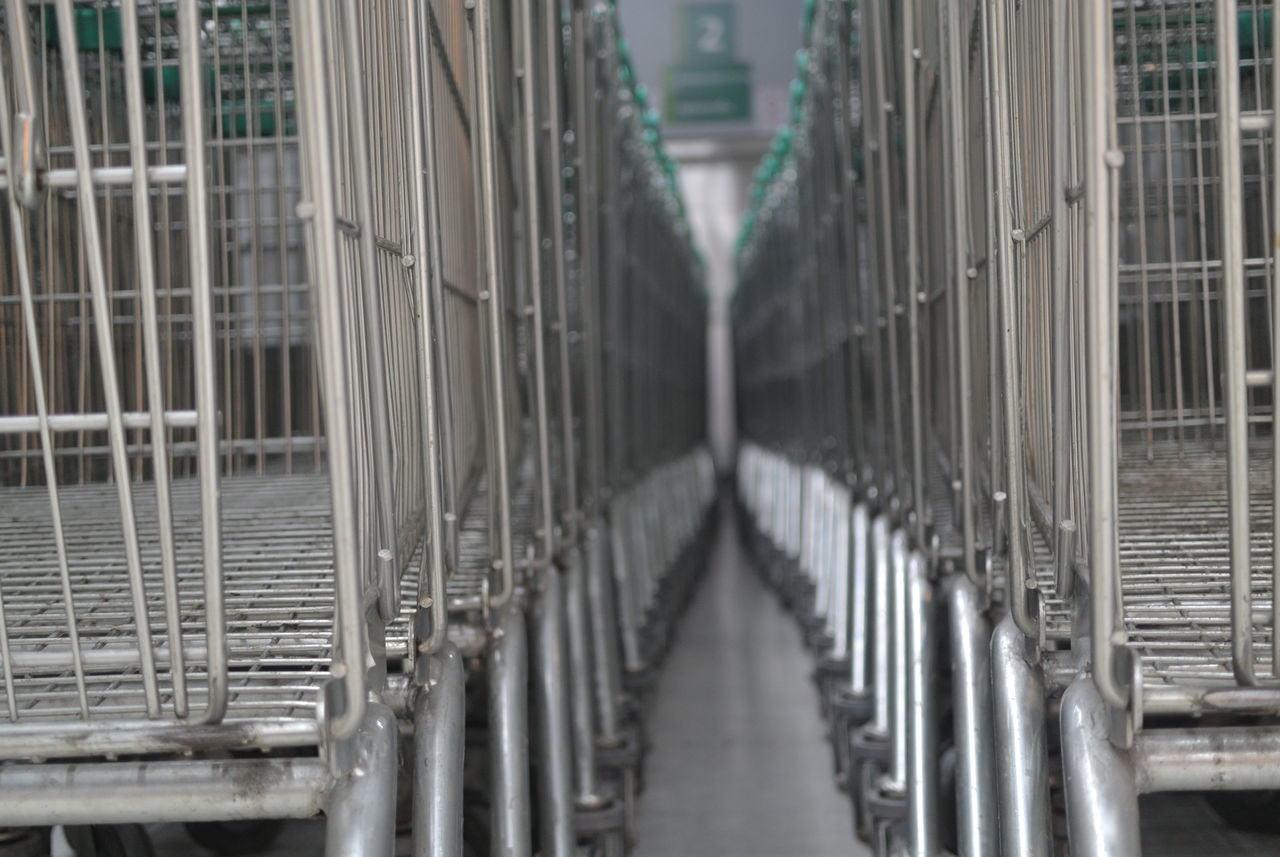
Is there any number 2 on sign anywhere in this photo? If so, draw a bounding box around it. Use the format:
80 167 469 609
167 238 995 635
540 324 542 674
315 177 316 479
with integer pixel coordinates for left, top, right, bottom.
696 15 725 54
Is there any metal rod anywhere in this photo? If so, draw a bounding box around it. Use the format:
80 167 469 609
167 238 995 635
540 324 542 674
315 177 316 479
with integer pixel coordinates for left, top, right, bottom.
1135 726 1280 792
323 702 398 857
414 645 466 857
338 0 402 622
904 552 937 857
402 0 450 659
290 0 367 741
991 615 1053 857
1082 0 1130 710
472 0 517 608
0 759 330 825
53 0 162 719
1060 678 1142 857
489 602 533 857
530 567 576 857
1215 0 1257 687
947 576 998 857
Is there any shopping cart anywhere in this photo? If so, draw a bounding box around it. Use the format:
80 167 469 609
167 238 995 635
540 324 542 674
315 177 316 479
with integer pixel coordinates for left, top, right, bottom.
0 0 448 853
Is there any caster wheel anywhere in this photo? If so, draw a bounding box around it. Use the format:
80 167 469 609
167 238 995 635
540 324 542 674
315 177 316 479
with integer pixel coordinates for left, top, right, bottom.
65 824 154 857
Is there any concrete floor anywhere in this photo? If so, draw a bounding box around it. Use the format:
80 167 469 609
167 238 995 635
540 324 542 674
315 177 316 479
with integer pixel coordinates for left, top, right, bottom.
633 507 868 857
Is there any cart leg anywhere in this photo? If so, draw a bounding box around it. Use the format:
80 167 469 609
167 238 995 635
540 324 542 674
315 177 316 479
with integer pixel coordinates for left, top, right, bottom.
413 645 466 857
946 576 998 857
904 553 938 857
325 702 397 857
991 615 1053 857
490 603 533 857
1060 677 1141 857
531 567 577 857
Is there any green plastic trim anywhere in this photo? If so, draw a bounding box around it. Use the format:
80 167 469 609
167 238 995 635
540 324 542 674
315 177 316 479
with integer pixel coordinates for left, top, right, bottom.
45 7 123 51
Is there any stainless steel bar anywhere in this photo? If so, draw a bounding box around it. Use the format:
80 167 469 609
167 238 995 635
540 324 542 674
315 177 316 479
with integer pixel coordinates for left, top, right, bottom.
1060 677 1142 857
872 516 893 734
489 602 533 857
338 0 401 622
473 0 517 608
179 0 227 725
1135 726 1280 792
0 411 200 434
3 0 43 210
416 0 461 577
0 718 321 762
404 0 449 659
1215 0 1257 687
323 702 398 857
888 529 909 792
849 503 871 697
570 0 608 518
414 645 466 857
0 44 84 721
52 0 162 719
0 759 330 825
987 0 1036 638
545 0 579 548
564 548 603 806
902 0 926 544
0 164 188 189
1273 0 1280 677
121 0 188 717
904 551 937 857
587 523 625 744
943 0 979 585
1050 0 1074 597
947 575 998 857
1083 0 1129 710
290 0 367 741
531 566 576 857
516 0 556 565
991 615 1052 857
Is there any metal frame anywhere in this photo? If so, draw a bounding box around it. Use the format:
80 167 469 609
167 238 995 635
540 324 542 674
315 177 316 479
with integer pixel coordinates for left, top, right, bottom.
735 0 1280 855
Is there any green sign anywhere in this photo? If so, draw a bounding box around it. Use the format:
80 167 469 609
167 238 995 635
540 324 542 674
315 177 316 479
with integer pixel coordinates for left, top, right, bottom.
665 2 752 124
681 3 735 65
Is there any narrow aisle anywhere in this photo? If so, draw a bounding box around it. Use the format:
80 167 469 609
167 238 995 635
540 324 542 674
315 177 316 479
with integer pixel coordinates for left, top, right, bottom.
634 502 867 857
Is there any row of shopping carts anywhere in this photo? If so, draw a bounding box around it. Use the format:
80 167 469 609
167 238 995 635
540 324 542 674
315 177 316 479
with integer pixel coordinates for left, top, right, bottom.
736 0 1280 854
0 1 714 855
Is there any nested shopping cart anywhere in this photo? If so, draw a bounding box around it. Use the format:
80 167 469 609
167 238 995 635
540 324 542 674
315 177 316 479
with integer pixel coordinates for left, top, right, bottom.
0 0 454 853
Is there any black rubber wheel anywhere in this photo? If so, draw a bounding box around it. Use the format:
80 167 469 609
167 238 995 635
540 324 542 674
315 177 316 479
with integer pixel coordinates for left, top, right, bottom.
65 824 155 857
183 820 284 856
1206 791 1280 834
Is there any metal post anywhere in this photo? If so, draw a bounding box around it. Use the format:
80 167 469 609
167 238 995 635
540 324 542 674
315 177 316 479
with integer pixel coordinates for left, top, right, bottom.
1060 678 1141 857
991 616 1052 857
489 604 533 857
947 577 998 857
904 553 937 857
587 524 625 744
563 549 605 808
531 569 576 857
324 702 398 857
414 646 466 857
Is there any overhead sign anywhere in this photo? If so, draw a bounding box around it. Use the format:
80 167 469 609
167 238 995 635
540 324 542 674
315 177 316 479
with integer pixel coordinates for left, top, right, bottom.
665 3 752 124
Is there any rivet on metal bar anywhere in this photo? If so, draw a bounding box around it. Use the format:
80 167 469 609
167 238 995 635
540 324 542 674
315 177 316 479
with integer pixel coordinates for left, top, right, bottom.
1245 369 1273 388
1240 112 1274 134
